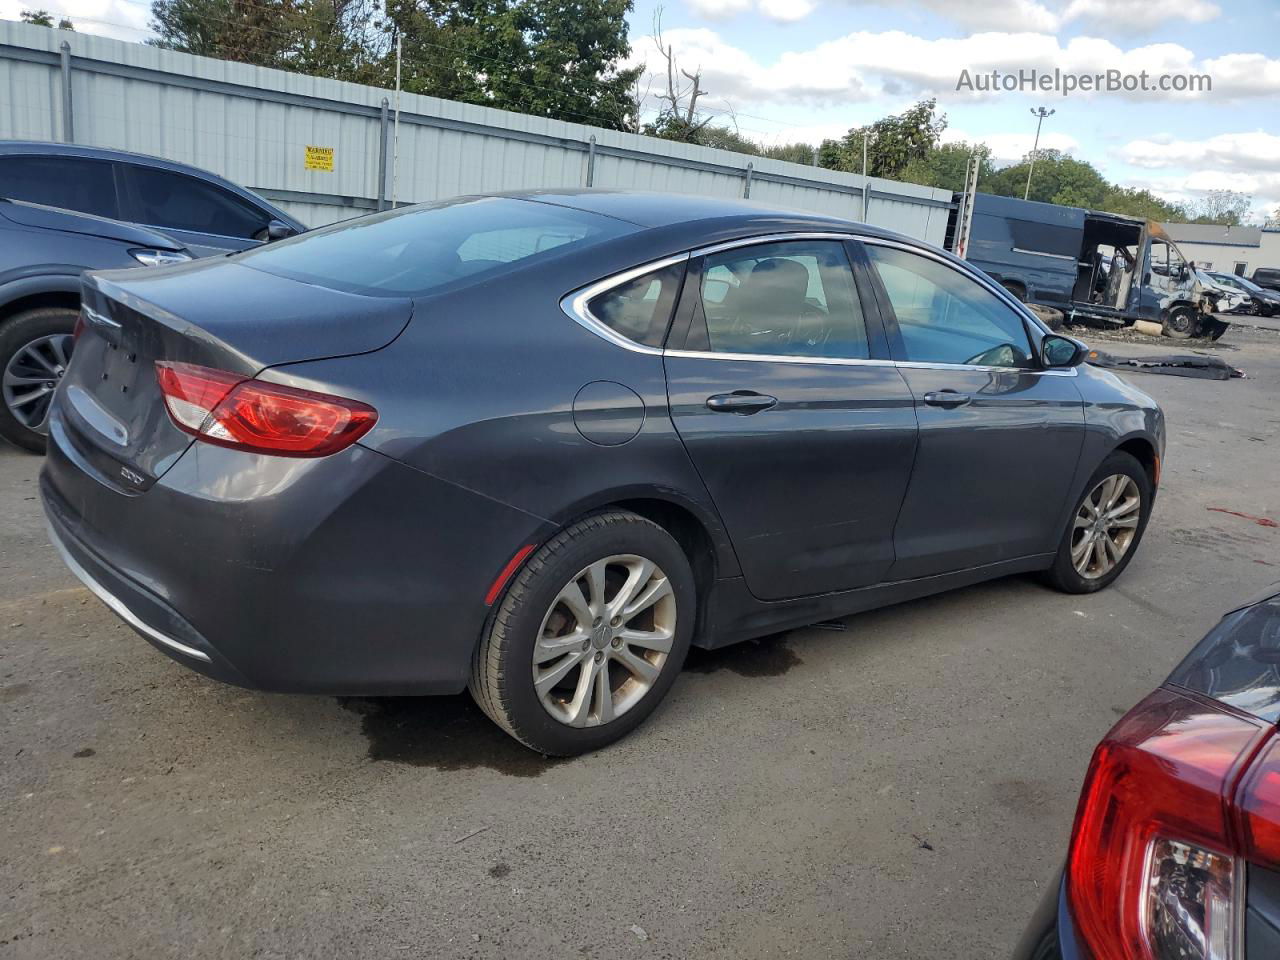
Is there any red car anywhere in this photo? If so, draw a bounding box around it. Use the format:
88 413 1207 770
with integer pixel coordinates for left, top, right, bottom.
1016 584 1280 959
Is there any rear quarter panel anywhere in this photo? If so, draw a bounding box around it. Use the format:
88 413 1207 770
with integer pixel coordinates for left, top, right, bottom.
258 255 742 581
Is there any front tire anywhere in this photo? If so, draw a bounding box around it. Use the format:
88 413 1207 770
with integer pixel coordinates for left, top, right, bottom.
1043 451 1153 594
1162 306 1199 340
0 307 78 454
470 510 696 756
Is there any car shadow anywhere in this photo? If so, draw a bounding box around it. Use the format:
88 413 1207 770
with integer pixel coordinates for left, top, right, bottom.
337 633 804 775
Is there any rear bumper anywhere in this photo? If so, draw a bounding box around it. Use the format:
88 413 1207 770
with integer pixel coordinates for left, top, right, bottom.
1011 871 1084 960
41 406 556 695
44 503 256 688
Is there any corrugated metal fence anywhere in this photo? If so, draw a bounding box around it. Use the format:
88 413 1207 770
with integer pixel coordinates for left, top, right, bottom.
0 19 954 240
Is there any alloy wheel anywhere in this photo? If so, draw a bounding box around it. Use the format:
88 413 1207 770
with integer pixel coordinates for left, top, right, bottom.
3 333 73 435
1071 474 1142 580
532 554 676 727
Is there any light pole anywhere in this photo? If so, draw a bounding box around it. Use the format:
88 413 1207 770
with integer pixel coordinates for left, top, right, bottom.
861 129 875 221
1023 106 1055 201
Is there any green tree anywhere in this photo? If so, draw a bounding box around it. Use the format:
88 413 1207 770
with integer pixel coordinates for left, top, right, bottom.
1097 186 1187 222
762 142 815 165
149 0 387 84
150 0 643 129
832 98 947 179
1185 189 1252 226
983 150 1109 208
900 141 994 193
694 126 761 155
21 9 73 27
387 0 641 129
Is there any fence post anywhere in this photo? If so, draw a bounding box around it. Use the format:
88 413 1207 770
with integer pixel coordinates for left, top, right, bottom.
59 40 74 143
585 135 596 187
743 162 754 199
376 97 389 211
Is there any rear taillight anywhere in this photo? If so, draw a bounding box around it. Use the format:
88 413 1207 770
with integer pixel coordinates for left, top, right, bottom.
73 313 85 342
155 361 377 457
1066 688 1270 960
1238 740 1280 868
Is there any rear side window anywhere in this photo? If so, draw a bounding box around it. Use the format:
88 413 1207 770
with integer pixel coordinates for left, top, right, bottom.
120 165 270 239
238 197 635 297
586 263 684 348
0 155 118 219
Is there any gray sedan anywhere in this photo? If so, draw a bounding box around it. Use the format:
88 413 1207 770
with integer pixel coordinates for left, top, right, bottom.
41 191 1165 755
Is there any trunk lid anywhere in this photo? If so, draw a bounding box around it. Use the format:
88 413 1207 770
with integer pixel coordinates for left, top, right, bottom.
57 259 411 491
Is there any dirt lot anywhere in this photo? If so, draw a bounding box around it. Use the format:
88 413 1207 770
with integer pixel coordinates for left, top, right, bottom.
2 325 1277 959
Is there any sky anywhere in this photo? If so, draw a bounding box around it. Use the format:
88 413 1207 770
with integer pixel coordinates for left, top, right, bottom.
4 0 1279 219
621 0 1280 220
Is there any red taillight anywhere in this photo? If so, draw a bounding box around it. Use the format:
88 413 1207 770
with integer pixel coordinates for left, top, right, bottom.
1238 739 1280 868
1066 688 1269 960
155 361 377 457
73 313 86 342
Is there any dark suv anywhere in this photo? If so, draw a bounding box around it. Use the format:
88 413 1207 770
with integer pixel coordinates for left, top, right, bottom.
1252 266 1280 293
0 142 305 452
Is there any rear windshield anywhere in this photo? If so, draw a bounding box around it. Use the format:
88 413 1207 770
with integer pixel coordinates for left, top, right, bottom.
236 196 635 297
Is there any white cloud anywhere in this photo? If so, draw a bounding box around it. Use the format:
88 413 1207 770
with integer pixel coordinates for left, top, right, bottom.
1 0 150 39
1062 0 1220 32
839 0 1220 35
1115 133 1280 214
1120 132 1280 172
627 26 1279 110
758 0 815 22
686 0 816 22
686 0 753 19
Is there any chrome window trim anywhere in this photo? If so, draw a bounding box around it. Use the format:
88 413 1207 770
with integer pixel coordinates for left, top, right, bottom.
560 252 690 356
689 231 858 259
665 348 893 367
562 231 1077 378
46 521 213 664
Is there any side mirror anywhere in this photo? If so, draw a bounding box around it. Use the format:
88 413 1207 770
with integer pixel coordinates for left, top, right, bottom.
266 219 296 241
1042 334 1088 368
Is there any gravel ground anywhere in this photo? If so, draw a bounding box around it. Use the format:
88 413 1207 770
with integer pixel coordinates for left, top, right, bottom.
2 326 1277 959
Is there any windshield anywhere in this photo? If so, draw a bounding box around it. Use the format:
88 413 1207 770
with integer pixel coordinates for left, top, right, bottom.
235 196 635 298
1223 274 1264 293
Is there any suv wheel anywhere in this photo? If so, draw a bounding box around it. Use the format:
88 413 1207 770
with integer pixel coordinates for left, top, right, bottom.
470 511 696 756
0 307 78 454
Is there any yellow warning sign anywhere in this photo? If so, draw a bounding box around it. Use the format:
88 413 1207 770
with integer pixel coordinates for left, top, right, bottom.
304 146 334 172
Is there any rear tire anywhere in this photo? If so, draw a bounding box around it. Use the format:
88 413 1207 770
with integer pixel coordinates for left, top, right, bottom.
0 307 78 454
1043 451 1153 594
470 510 696 756
1000 280 1027 302
1162 307 1199 340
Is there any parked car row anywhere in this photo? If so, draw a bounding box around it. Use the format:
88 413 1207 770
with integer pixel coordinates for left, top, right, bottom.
1206 269 1280 316
0 141 304 452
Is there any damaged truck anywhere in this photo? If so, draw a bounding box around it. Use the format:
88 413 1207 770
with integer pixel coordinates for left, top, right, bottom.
950 193 1230 340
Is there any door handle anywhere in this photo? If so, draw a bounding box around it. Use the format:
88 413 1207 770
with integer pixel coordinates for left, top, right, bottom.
705 391 778 414
923 390 971 409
